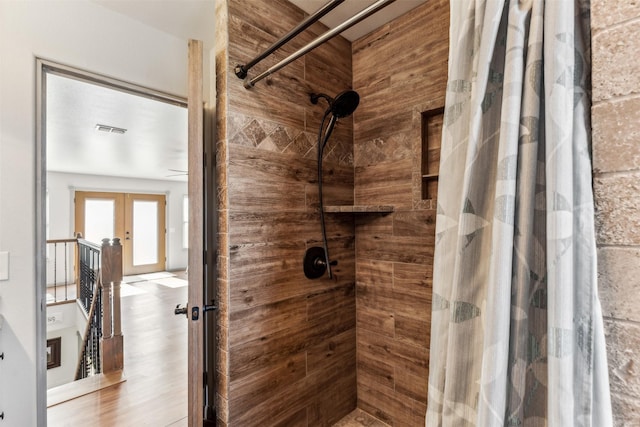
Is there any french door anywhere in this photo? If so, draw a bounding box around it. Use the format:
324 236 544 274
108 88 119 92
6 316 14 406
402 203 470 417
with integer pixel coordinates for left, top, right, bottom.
74 191 166 275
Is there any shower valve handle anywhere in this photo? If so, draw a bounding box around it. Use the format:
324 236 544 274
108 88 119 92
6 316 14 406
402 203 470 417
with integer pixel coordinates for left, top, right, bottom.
304 246 338 279
314 258 337 268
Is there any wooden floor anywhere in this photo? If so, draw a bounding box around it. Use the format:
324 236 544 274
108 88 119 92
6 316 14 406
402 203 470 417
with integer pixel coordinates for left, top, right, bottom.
47 272 188 426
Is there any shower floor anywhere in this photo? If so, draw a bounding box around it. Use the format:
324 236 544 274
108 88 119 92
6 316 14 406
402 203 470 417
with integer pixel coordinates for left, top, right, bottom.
333 408 390 427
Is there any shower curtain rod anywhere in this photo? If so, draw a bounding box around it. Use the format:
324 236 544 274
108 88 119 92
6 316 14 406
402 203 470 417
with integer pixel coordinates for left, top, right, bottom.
234 0 345 80
241 0 397 89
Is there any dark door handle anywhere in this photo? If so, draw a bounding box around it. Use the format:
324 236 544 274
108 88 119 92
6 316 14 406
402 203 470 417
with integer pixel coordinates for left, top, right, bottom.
174 303 188 317
175 302 216 320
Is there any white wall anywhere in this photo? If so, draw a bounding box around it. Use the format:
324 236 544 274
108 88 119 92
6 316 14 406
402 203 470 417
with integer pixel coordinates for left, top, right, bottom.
48 171 189 273
0 1 213 424
46 302 81 389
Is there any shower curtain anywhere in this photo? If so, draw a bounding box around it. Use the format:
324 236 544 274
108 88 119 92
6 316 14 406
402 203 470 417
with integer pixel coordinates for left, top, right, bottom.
426 0 612 425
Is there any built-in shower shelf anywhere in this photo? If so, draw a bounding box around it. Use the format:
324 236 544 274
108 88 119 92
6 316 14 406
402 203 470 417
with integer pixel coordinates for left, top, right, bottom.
323 205 394 214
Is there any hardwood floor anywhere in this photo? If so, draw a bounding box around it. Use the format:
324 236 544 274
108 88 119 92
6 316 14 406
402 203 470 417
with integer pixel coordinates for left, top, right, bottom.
47 273 188 426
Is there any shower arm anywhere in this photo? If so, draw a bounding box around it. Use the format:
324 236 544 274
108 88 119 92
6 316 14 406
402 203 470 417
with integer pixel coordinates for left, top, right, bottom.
311 93 332 105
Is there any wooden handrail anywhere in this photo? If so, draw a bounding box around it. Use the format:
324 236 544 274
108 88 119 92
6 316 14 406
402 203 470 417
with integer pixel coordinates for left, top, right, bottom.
46 237 78 244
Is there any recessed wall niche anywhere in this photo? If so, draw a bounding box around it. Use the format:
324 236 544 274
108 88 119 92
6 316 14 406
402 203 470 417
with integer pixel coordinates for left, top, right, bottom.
421 107 445 200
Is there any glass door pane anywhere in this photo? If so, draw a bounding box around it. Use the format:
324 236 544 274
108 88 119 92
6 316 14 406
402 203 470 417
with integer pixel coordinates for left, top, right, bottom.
84 199 115 244
132 200 158 266
122 193 165 275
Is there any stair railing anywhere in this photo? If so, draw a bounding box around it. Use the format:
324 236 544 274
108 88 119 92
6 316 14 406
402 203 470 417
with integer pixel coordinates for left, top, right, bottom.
45 237 80 303
74 237 124 380
74 238 102 380
74 278 102 380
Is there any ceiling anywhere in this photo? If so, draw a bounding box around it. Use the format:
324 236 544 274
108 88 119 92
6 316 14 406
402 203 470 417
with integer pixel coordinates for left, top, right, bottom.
92 0 217 46
92 0 427 43
46 73 188 182
288 0 427 41
48 1 426 182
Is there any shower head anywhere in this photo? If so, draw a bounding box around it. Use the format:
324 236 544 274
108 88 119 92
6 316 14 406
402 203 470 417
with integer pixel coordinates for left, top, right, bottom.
331 90 359 118
310 90 360 118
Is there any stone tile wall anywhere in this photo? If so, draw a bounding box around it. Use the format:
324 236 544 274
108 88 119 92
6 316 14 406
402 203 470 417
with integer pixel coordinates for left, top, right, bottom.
592 1 640 425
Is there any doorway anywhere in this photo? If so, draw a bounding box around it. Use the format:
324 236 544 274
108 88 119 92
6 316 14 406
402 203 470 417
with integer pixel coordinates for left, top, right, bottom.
74 191 167 275
38 59 194 424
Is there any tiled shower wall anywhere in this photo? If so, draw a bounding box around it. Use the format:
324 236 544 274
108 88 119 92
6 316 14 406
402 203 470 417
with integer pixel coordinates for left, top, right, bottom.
592 1 640 425
352 1 449 425
214 0 640 425
215 0 356 425
351 1 640 425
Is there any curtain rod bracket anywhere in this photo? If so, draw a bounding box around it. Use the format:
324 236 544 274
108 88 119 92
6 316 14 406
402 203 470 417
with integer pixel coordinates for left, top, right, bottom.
234 65 248 80
243 78 255 90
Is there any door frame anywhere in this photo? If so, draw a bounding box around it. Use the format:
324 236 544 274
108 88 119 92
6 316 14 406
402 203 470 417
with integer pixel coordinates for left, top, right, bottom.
35 58 202 423
187 39 205 426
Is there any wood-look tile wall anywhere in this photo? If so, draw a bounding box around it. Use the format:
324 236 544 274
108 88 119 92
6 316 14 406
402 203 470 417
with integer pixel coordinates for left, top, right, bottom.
215 0 356 425
352 1 449 425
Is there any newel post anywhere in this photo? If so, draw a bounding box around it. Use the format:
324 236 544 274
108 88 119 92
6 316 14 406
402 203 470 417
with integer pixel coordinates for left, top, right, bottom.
101 237 124 373
101 239 113 342
111 237 123 337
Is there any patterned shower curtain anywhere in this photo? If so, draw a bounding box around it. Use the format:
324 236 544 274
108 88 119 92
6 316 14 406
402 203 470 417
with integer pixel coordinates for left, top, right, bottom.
426 0 612 425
